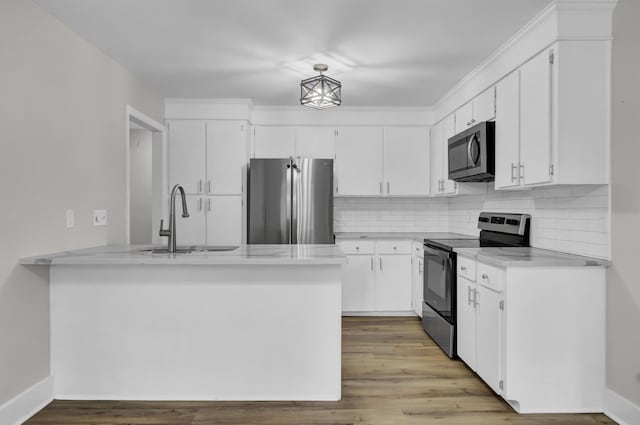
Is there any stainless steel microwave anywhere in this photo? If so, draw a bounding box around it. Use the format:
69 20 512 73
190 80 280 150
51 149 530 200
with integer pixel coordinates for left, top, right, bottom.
447 121 495 182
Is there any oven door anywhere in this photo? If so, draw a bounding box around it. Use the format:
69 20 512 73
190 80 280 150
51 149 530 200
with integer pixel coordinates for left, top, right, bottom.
423 244 454 324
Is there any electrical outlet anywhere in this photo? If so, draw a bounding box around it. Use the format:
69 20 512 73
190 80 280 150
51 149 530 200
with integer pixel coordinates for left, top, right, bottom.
66 209 74 228
93 209 107 226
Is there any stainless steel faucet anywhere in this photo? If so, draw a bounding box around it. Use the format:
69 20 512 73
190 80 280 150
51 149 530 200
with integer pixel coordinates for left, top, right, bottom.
159 184 189 253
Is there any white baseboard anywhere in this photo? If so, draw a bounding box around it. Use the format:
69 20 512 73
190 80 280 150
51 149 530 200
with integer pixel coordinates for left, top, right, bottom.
604 387 640 425
0 376 54 425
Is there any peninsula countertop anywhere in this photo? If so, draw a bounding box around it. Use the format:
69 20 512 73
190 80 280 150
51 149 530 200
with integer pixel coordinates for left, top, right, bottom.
454 246 610 268
20 244 347 266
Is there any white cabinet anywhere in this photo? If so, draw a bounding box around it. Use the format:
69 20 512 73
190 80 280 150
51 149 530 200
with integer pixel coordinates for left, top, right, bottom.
335 127 384 196
339 239 412 313
295 126 336 158
252 126 296 158
430 115 457 195
456 254 606 413
169 120 246 195
382 127 430 196
168 121 206 195
494 41 610 189
411 242 424 317
253 126 335 159
454 87 496 134
168 120 245 244
175 195 242 246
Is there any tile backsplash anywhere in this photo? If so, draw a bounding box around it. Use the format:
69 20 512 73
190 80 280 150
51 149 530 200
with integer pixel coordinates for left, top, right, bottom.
334 197 449 233
335 185 610 259
449 185 610 258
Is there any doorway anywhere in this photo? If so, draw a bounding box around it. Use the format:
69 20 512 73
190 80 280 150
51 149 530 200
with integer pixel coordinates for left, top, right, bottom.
126 106 166 245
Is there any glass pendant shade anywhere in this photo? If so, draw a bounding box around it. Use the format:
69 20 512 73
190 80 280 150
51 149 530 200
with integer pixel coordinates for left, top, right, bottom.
300 64 341 109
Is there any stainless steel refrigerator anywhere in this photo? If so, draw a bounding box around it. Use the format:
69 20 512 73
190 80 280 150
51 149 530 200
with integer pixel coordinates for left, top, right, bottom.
248 158 334 244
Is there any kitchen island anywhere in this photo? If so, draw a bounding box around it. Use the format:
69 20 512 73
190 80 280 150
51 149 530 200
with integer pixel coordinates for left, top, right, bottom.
21 244 346 401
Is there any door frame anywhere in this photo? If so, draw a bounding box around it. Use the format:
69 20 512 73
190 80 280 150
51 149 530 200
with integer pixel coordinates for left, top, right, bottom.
125 105 166 244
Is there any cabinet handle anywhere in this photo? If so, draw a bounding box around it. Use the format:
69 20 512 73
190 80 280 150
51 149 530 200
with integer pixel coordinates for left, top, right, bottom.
519 163 524 180
379 181 383 195
198 198 203 212
370 257 374 271
481 273 488 280
468 286 473 306
467 121 471 126
461 265 467 271
419 261 423 274
471 118 476 124
207 198 211 212
379 257 383 271
511 163 517 182
198 179 203 193
207 180 212 194
473 288 479 307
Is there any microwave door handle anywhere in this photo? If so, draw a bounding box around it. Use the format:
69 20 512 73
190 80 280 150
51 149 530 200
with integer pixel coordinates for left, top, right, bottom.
467 134 478 166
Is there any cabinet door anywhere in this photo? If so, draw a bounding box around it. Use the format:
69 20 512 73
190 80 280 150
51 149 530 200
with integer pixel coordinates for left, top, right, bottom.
495 71 522 189
476 284 503 395
455 102 474 134
253 126 295 158
457 276 477 371
383 127 429 196
411 257 424 317
342 255 376 312
175 195 206 245
168 121 205 195
474 87 496 123
206 195 242 245
429 122 443 195
441 114 458 194
375 255 412 311
520 49 552 186
335 127 384 196
206 121 245 195
295 127 335 158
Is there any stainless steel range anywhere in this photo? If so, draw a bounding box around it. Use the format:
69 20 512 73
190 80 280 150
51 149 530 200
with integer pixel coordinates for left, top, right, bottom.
421 212 531 358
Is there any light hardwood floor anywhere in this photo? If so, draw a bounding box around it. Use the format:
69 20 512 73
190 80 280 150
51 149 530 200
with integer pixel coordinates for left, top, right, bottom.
26 317 616 425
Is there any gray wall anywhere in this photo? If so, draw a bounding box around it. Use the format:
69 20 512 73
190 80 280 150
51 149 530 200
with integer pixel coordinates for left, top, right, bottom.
608 0 640 407
0 0 163 405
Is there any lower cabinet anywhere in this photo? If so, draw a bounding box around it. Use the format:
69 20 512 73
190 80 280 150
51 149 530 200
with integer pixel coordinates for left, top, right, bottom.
176 195 242 245
339 239 412 313
455 253 606 413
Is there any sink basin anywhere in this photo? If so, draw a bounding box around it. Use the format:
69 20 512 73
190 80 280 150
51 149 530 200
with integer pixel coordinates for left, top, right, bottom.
139 245 239 254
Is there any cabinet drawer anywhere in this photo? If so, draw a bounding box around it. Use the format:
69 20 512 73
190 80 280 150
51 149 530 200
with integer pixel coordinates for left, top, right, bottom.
338 240 375 255
376 240 412 255
477 262 505 292
457 256 477 281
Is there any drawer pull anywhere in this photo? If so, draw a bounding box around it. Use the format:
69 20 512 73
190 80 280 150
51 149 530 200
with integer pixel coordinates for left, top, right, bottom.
481 273 488 279
460 265 467 271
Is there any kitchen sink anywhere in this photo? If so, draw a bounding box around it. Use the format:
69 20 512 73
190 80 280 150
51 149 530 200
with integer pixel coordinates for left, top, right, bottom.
139 246 239 254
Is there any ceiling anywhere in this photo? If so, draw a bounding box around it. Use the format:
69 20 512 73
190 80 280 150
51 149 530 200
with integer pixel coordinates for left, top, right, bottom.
34 0 551 107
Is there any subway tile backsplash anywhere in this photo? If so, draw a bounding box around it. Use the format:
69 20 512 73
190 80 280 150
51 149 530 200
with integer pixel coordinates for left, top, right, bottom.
335 185 610 259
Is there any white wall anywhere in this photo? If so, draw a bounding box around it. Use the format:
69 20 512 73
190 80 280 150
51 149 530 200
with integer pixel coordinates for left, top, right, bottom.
129 129 153 244
607 0 640 410
0 0 163 407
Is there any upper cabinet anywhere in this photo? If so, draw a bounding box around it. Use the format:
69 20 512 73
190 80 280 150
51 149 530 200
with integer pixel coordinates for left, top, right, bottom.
383 127 430 196
430 115 457 196
335 127 384 196
169 120 246 195
253 126 335 159
454 87 496 134
494 41 609 190
335 126 430 197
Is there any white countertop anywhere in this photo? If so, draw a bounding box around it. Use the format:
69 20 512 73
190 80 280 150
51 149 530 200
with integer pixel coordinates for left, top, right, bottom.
335 232 476 241
454 247 609 268
20 244 347 266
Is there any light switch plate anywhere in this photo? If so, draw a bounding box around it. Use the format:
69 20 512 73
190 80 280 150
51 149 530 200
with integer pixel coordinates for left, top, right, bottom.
66 209 74 228
93 209 107 226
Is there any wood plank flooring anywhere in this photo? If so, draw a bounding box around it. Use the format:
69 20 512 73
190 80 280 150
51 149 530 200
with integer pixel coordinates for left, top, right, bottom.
26 317 616 425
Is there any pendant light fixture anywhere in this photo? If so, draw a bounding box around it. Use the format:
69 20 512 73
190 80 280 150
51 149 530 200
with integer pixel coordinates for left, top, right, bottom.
300 64 342 109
